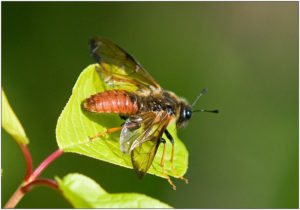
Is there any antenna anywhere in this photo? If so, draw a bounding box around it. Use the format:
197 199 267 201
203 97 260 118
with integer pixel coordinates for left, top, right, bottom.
191 88 208 107
192 109 219 114
191 88 219 114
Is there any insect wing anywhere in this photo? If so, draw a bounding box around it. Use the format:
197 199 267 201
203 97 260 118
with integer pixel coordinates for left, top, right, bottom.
120 111 171 178
131 137 161 179
120 111 169 154
90 37 161 91
120 112 157 154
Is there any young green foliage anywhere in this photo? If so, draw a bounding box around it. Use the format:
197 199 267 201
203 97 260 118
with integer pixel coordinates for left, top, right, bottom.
2 88 29 144
56 64 188 178
56 173 172 208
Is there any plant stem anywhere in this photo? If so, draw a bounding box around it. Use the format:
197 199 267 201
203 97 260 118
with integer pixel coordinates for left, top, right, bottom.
4 178 59 208
23 178 59 193
4 143 33 208
5 149 64 208
4 185 25 209
26 149 64 183
19 143 33 180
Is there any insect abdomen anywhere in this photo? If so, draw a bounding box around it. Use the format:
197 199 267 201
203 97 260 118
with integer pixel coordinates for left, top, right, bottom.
83 90 138 114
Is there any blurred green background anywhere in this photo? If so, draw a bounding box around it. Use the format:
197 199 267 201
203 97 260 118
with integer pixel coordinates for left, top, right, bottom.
2 2 298 208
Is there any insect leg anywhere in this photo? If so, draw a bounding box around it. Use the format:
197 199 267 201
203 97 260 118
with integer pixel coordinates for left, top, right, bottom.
165 129 189 184
89 126 123 140
160 137 176 190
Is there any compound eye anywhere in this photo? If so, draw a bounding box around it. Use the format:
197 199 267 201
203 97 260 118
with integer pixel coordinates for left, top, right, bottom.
185 109 192 120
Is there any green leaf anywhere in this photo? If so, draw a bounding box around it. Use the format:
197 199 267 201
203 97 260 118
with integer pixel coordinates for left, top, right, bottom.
56 173 172 208
2 88 29 144
56 64 188 178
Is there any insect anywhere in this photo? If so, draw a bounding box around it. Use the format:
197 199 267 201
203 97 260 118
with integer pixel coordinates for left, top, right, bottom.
83 37 218 190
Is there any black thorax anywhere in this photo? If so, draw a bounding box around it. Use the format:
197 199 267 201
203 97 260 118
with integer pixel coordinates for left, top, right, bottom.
134 91 177 115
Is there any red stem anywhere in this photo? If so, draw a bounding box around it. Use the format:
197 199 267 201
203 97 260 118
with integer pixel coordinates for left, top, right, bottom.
23 178 59 192
26 149 64 183
4 186 25 209
4 178 59 208
19 143 33 180
4 143 33 208
5 149 64 208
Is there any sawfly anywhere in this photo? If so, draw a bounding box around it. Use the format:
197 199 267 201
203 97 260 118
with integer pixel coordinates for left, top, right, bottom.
83 37 218 189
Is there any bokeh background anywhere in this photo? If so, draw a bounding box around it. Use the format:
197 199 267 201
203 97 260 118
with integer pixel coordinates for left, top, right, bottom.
2 2 298 208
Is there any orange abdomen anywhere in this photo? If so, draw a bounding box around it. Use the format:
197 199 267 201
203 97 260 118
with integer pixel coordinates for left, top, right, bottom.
83 90 138 115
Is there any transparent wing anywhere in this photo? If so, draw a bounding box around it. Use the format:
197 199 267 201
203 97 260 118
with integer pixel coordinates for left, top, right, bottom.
120 111 171 178
120 111 169 154
120 112 156 154
90 37 161 92
131 137 161 179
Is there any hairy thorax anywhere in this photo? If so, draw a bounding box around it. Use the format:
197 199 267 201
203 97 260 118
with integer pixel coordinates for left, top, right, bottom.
135 90 185 119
